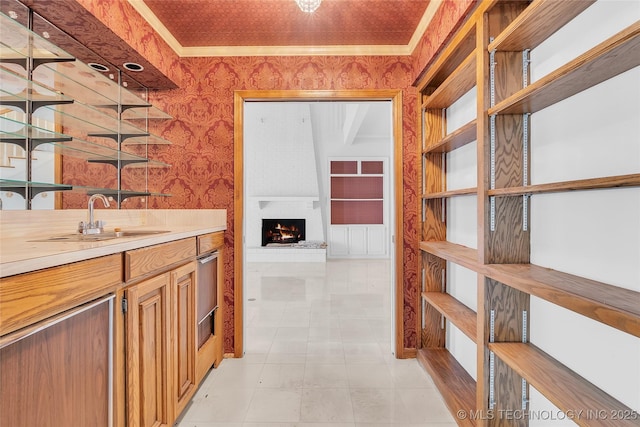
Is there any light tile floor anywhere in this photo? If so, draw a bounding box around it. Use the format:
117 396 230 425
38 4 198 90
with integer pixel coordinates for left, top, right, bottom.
177 259 457 427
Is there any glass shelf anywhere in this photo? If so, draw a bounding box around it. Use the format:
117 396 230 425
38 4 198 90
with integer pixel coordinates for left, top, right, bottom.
0 68 74 110
0 11 173 206
1 116 72 149
0 12 75 69
0 179 171 201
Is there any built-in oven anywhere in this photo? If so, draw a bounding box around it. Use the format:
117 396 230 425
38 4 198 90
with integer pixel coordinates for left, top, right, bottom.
197 250 219 349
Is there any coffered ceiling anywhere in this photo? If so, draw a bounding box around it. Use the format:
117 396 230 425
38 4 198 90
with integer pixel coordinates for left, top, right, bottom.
129 0 438 56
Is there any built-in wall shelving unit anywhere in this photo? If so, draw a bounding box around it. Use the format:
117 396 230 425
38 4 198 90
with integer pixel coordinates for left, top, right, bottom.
0 8 172 209
416 0 640 425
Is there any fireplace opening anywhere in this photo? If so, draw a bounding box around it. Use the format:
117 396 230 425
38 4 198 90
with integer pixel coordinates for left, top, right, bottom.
262 219 306 246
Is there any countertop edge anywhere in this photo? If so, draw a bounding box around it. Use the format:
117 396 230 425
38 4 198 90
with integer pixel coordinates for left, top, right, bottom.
1 225 226 278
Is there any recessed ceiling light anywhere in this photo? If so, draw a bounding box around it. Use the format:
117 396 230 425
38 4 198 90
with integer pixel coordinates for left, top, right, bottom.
42 31 50 39
88 62 110 72
8 11 17 19
123 62 144 72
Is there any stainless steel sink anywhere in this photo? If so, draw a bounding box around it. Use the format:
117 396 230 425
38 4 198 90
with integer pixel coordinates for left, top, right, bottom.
31 230 170 242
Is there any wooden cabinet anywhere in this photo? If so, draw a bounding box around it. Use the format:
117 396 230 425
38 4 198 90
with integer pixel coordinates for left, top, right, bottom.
125 272 172 427
122 237 204 426
416 1 640 425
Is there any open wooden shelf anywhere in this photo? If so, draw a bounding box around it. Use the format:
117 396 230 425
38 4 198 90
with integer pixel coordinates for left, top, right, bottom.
487 173 640 197
422 292 477 342
489 21 640 115
489 343 640 427
484 263 640 338
423 187 477 199
423 119 477 154
422 52 477 109
419 241 479 272
488 0 595 52
417 23 476 91
417 348 477 427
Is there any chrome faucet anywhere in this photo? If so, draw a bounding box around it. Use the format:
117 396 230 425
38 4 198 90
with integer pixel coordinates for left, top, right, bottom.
79 194 110 234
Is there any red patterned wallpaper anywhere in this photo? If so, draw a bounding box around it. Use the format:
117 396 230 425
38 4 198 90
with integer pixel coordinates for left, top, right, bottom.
65 0 475 354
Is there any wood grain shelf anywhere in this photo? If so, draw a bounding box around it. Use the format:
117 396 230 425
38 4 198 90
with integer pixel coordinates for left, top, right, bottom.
416 24 476 91
422 52 477 109
422 187 477 199
423 119 477 154
488 0 596 52
489 21 640 115
422 292 477 342
489 343 640 427
487 173 640 197
419 241 479 272
417 348 477 427
484 263 640 338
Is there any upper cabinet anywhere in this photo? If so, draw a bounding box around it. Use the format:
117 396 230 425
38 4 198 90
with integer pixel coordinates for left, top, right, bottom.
0 7 173 210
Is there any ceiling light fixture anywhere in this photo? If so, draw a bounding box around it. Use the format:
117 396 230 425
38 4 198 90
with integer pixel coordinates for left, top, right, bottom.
295 0 321 13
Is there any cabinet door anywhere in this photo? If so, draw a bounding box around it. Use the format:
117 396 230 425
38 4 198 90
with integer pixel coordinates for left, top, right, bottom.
328 226 349 256
171 262 197 417
348 226 368 255
366 226 386 255
0 296 113 427
125 273 172 427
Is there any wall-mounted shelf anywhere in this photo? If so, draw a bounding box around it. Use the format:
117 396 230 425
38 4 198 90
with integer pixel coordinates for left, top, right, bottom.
250 196 319 209
489 342 640 427
487 173 640 197
422 292 477 342
489 22 640 115
422 119 477 154
416 348 477 427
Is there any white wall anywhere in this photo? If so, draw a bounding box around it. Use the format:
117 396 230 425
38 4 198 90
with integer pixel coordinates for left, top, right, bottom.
527 0 640 422
446 87 478 379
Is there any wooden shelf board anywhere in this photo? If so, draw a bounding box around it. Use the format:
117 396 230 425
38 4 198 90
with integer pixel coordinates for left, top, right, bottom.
488 173 640 197
489 21 640 115
484 263 640 338
416 23 476 91
489 0 596 52
489 343 640 427
419 241 479 272
423 119 477 154
423 187 477 199
422 52 477 109
422 292 477 342
417 348 477 427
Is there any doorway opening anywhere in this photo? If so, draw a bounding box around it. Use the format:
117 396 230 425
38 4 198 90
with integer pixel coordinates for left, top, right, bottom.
234 90 404 358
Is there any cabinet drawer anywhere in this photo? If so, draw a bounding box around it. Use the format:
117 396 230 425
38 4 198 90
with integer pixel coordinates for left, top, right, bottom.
197 232 224 254
0 254 122 336
126 238 196 282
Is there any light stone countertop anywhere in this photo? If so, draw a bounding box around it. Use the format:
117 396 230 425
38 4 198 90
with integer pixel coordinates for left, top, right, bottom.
0 209 227 278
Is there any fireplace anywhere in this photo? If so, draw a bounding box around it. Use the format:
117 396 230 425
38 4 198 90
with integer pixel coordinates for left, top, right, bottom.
262 219 305 246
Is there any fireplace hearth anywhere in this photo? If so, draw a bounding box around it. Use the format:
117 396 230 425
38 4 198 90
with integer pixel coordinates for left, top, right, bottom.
262 219 305 246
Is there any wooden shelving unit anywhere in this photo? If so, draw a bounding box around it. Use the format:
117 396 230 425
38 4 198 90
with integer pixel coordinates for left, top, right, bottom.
416 1 640 425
